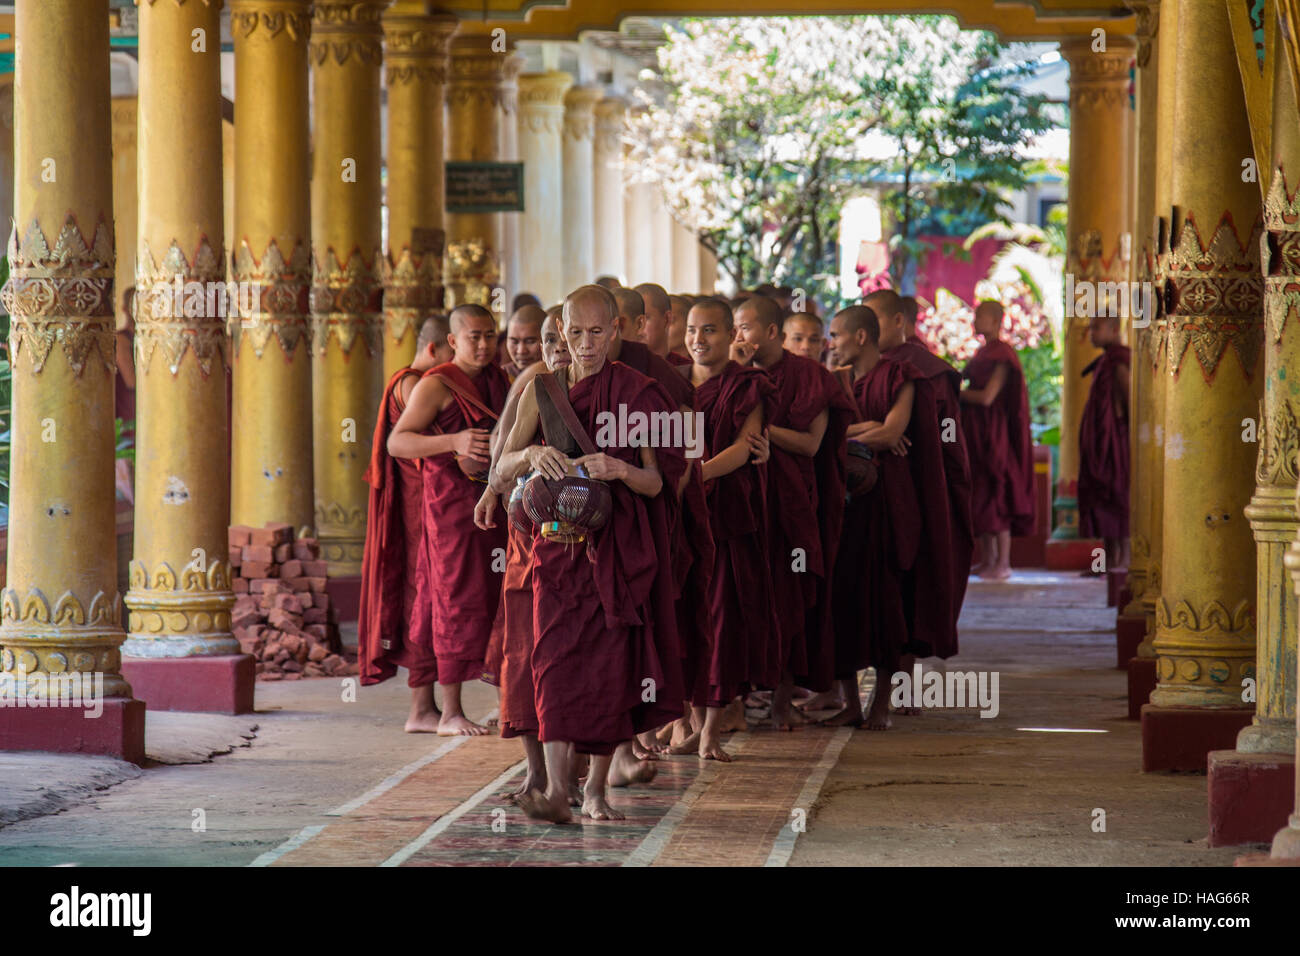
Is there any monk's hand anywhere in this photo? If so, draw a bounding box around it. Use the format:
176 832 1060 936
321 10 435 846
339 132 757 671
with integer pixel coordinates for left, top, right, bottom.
889 436 911 456
453 428 491 460
574 452 627 482
730 340 754 364
526 444 569 481
474 487 499 530
747 429 771 464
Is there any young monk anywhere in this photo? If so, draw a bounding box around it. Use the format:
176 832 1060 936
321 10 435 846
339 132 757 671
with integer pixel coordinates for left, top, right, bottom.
1078 314 1131 571
960 300 1035 580
389 304 511 735
668 294 693 364
475 312 571 802
503 304 545 378
869 287 973 664
496 285 686 822
783 313 827 363
359 317 449 732
825 305 921 730
733 295 853 729
683 297 776 760
635 282 689 367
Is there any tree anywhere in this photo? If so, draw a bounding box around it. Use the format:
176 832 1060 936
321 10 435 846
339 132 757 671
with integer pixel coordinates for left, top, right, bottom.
627 16 1053 299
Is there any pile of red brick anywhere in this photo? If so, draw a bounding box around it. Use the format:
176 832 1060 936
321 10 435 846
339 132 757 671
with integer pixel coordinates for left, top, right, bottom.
227 522 359 681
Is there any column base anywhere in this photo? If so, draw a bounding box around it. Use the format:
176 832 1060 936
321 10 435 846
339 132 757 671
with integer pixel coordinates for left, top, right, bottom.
0 698 146 765
1207 750 1296 846
1116 614 1145 669
1128 657 1157 720
121 655 255 715
1141 704 1255 772
1044 538 1101 571
1272 818 1300 859
325 575 362 623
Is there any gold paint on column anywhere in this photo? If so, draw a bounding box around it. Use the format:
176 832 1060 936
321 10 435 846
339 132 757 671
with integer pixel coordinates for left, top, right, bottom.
382 2 456 379
126 0 236 659
230 0 314 533
1150 0 1262 710
311 0 388 575
1242 42 1300 755
0 0 129 696
498 51 525 307
1056 36 1135 541
445 31 506 312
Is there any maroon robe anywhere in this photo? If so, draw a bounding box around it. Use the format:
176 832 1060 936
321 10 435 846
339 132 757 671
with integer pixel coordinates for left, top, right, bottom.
498 520 538 738
617 338 694 409
1078 343 1131 538
419 361 511 685
761 352 853 691
667 350 692 367
359 367 437 688
832 356 923 675
695 361 778 704
886 339 974 654
530 361 687 754
962 340 1035 537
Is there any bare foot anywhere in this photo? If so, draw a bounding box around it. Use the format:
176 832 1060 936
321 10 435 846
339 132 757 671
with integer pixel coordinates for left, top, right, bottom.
745 690 771 709
506 771 545 804
404 710 442 733
699 735 733 762
652 721 677 747
969 562 988 577
634 731 666 759
771 699 809 732
668 717 695 749
791 685 813 701
518 788 572 824
581 793 625 821
485 716 499 728
667 730 700 755
568 782 583 807
980 566 1012 581
795 689 842 712
718 698 748 732
437 714 491 736
865 686 893 731
819 706 864 728
609 746 658 787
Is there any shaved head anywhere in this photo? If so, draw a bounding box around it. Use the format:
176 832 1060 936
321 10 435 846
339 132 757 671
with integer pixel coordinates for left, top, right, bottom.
417 314 449 351
863 288 903 322
564 284 619 326
900 296 920 331
508 304 545 329
834 305 880 346
634 282 670 315
692 296 734 332
613 287 645 321
450 303 494 333
735 294 782 331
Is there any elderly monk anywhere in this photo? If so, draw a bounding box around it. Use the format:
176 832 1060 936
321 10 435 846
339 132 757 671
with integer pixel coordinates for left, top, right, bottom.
1078 314 1131 571
682 297 776 760
503 304 545 379
868 287 972 666
960 300 1035 580
734 295 853 729
636 282 690 368
389 304 511 735
668 294 693 364
495 285 686 822
783 312 827 364
475 312 572 802
359 317 450 732
825 305 924 730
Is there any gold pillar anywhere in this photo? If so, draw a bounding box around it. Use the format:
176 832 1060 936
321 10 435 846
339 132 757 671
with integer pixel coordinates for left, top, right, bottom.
1055 36 1135 542
517 71 573 306
111 97 137 327
311 0 388 576
0 0 130 695
230 0 315 534
562 85 601 295
1149 0 1261 715
126 0 236 658
1243 35 1300 755
498 51 524 308
381 2 456 380
1121 2 1159 626
593 97 627 283
445 31 505 312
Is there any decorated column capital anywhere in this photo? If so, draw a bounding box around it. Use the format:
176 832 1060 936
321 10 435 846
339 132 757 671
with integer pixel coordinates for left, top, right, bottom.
309 0 387 65
381 0 456 86
518 70 574 135
563 85 602 142
1127 0 1160 68
230 0 312 41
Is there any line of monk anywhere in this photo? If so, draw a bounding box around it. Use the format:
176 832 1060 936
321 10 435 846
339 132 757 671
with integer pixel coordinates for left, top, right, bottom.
357 278 1124 822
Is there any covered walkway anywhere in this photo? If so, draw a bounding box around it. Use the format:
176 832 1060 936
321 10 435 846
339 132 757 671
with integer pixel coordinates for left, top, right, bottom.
0 573 1242 867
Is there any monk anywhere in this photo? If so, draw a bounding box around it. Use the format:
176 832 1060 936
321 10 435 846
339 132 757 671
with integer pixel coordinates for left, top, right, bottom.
733 295 853 729
825 305 921 730
899 295 933 351
668 294 693 364
475 312 571 801
613 286 649 344
868 287 972 663
685 297 776 760
594 275 621 291
1078 314 1131 571
960 300 1035 580
359 317 449 732
503 304 545 379
389 304 511 735
783 313 827 363
495 285 686 822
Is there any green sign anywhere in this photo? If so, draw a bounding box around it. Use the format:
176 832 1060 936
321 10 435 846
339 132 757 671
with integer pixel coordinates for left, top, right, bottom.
445 162 524 213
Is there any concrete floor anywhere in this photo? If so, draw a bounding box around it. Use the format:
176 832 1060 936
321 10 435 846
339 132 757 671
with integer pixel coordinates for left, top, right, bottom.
0 572 1254 866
